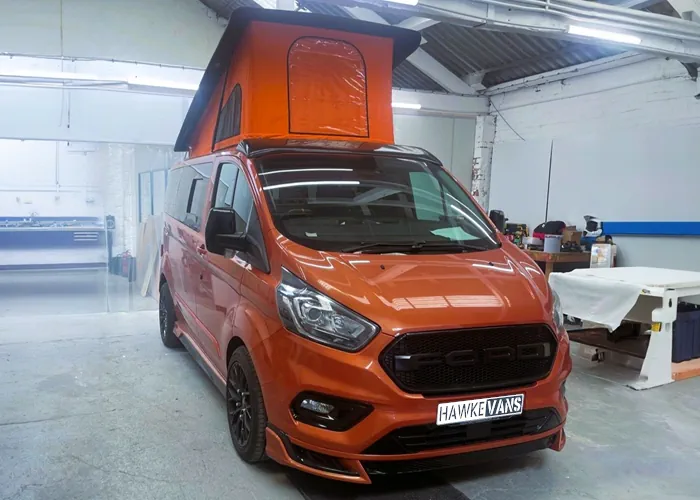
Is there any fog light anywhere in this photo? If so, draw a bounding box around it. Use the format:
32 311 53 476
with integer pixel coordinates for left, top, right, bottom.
291 392 373 432
300 399 334 416
561 381 567 399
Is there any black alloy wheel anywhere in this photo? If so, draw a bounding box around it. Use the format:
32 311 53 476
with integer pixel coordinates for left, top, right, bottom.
228 362 252 448
159 282 181 348
226 346 267 462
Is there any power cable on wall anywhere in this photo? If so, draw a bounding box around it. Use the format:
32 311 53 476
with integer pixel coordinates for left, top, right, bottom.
489 98 525 141
544 140 554 221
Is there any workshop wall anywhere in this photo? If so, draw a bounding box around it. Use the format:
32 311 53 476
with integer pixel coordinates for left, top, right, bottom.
0 0 478 270
394 115 476 190
0 140 179 267
488 57 700 271
0 0 225 67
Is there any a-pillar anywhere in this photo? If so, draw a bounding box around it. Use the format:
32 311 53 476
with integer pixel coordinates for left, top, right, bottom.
471 114 496 211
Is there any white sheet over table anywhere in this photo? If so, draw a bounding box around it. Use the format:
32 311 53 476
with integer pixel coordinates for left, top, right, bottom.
549 267 700 330
549 272 643 330
556 267 700 290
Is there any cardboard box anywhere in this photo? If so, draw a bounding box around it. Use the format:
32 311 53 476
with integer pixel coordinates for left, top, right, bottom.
562 226 582 244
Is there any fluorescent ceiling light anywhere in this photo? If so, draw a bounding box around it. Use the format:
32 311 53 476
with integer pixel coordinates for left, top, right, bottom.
0 70 199 91
385 0 419 5
127 77 199 91
568 25 641 45
0 70 106 81
392 102 422 110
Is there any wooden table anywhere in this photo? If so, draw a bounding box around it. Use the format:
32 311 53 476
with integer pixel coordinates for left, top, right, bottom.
524 250 592 279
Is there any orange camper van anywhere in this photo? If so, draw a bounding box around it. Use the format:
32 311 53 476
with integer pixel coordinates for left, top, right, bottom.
159 7 571 483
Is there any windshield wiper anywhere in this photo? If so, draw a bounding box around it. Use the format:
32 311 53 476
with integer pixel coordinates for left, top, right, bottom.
411 241 487 252
340 242 417 254
340 241 486 254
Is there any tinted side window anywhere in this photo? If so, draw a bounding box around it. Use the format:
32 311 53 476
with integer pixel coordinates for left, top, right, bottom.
164 167 183 218
232 168 254 234
214 84 242 144
175 163 212 230
211 162 269 272
213 163 239 209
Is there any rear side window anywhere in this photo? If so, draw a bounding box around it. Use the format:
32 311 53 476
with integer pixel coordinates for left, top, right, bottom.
167 163 212 230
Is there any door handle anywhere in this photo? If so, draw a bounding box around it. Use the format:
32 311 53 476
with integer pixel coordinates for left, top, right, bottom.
196 244 207 256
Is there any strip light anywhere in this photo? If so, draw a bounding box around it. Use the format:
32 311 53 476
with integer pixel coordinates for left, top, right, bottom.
392 102 422 110
0 70 200 91
126 77 199 91
568 25 641 45
385 0 419 5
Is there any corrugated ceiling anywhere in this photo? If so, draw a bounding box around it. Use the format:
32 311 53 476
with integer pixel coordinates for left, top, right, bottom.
200 0 659 91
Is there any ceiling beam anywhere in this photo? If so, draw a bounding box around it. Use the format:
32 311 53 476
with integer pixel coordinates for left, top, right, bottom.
395 17 440 30
484 52 654 94
392 89 489 115
667 0 700 21
612 0 665 8
338 0 700 62
342 6 476 94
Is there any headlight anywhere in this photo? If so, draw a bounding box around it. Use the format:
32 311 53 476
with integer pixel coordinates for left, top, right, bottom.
551 289 564 331
276 268 379 352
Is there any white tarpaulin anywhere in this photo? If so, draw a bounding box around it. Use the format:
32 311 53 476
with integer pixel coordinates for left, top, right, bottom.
549 270 644 330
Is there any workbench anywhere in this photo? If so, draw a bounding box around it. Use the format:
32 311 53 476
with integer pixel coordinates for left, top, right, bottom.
550 267 700 390
0 217 109 270
524 250 593 279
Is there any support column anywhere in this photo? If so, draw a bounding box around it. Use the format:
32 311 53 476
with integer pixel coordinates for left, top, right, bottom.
471 115 496 211
276 0 296 10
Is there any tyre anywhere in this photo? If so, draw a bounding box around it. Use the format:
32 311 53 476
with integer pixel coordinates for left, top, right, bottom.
227 346 267 463
159 282 182 349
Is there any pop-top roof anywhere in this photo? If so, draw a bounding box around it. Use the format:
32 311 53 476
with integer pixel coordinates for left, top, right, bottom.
175 7 422 153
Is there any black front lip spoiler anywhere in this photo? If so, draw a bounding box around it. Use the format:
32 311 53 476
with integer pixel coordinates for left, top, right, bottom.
362 434 557 475
269 423 558 478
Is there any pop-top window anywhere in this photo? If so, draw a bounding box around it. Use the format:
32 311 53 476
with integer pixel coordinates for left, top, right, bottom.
287 37 369 137
215 84 242 144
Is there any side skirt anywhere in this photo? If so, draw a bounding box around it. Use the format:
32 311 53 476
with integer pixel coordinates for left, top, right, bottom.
179 332 227 397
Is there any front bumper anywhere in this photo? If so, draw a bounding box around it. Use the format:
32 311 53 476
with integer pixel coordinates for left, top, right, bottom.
251 328 571 483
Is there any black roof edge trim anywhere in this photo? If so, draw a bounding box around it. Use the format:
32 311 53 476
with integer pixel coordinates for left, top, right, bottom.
235 139 442 165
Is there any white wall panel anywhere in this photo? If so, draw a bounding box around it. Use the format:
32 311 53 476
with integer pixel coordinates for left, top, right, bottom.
491 59 700 144
451 118 476 191
393 114 476 187
0 0 224 67
0 86 189 145
489 57 700 270
67 90 188 145
489 139 552 230
547 126 700 224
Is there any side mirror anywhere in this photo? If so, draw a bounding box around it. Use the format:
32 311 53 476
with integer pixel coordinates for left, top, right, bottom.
205 208 249 256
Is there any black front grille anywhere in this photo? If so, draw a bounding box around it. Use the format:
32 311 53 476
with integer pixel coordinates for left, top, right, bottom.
380 324 557 395
364 408 561 455
362 436 555 475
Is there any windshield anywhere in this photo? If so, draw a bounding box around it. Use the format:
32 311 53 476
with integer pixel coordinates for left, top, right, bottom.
256 154 500 253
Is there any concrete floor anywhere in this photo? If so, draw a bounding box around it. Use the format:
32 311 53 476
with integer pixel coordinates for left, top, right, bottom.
1 310 699 500
0 269 156 317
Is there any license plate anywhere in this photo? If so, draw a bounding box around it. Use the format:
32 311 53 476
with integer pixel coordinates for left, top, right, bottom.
436 394 524 426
